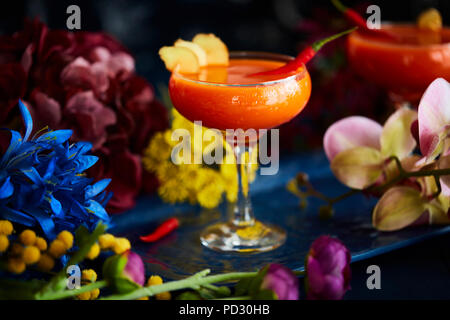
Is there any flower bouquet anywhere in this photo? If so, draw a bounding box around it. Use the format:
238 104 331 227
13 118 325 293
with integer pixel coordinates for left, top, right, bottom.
0 19 169 214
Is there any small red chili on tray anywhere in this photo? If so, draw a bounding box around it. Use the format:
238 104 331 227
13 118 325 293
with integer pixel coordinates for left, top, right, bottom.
139 217 180 242
249 28 356 77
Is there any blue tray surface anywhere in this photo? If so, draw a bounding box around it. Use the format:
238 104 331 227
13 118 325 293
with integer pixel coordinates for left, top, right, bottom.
110 152 450 280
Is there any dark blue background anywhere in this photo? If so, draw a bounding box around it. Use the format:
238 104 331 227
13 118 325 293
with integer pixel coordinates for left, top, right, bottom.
2 0 450 89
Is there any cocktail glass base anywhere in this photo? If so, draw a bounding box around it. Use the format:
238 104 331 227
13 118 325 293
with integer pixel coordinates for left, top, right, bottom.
200 220 286 253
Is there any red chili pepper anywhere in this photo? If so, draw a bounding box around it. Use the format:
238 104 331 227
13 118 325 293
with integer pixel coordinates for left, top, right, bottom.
331 0 397 39
139 217 180 242
249 28 356 77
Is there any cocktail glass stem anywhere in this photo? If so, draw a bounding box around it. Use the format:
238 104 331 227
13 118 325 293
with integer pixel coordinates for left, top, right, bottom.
232 144 255 227
200 133 286 253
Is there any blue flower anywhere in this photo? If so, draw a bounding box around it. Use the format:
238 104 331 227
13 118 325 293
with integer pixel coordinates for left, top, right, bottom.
0 100 111 238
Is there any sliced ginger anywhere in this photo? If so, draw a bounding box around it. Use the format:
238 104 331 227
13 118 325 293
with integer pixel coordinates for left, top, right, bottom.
159 46 200 74
417 8 442 32
159 33 229 74
192 33 229 66
174 39 208 67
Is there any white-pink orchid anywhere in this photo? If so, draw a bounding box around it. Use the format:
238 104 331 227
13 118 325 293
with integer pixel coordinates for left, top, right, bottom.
418 78 450 197
321 78 450 231
323 107 417 189
418 78 450 160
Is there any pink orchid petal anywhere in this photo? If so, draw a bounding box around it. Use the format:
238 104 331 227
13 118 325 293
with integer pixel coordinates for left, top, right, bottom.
440 179 450 197
418 78 450 159
323 116 383 161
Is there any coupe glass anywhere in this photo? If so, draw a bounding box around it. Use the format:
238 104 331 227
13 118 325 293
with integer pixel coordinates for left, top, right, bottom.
169 52 312 252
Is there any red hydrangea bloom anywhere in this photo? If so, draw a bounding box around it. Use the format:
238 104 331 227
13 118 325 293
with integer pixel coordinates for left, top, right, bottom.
0 18 169 213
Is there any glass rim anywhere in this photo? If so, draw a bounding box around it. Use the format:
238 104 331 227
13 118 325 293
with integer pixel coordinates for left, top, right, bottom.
172 51 306 87
350 22 450 49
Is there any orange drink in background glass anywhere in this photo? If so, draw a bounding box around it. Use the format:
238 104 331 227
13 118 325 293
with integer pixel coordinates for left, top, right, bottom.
169 52 312 252
347 24 450 106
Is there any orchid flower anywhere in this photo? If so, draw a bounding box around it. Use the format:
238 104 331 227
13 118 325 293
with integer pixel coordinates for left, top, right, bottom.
372 79 450 231
323 107 417 189
417 78 450 196
322 78 450 231
418 78 450 161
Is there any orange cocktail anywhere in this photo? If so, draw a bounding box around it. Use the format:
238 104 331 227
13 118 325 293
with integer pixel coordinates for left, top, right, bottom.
169 52 311 131
167 51 311 253
347 24 450 104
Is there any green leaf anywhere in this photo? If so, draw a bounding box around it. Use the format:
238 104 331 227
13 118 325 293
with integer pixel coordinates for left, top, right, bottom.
102 253 141 294
216 286 231 297
67 222 107 267
234 277 253 296
197 287 217 300
373 187 426 231
331 147 383 189
176 291 203 300
103 254 126 279
196 285 231 299
74 225 90 246
111 277 140 294
248 265 268 297
380 107 417 159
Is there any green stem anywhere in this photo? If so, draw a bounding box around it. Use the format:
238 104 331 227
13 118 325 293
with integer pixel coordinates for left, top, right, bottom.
329 188 361 205
304 156 450 208
101 270 258 300
331 0 347 13
36 280 108 300
431 175 442 199
407 168 450 178
202 283 222 291
387 155 406 174
311 27 357 51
